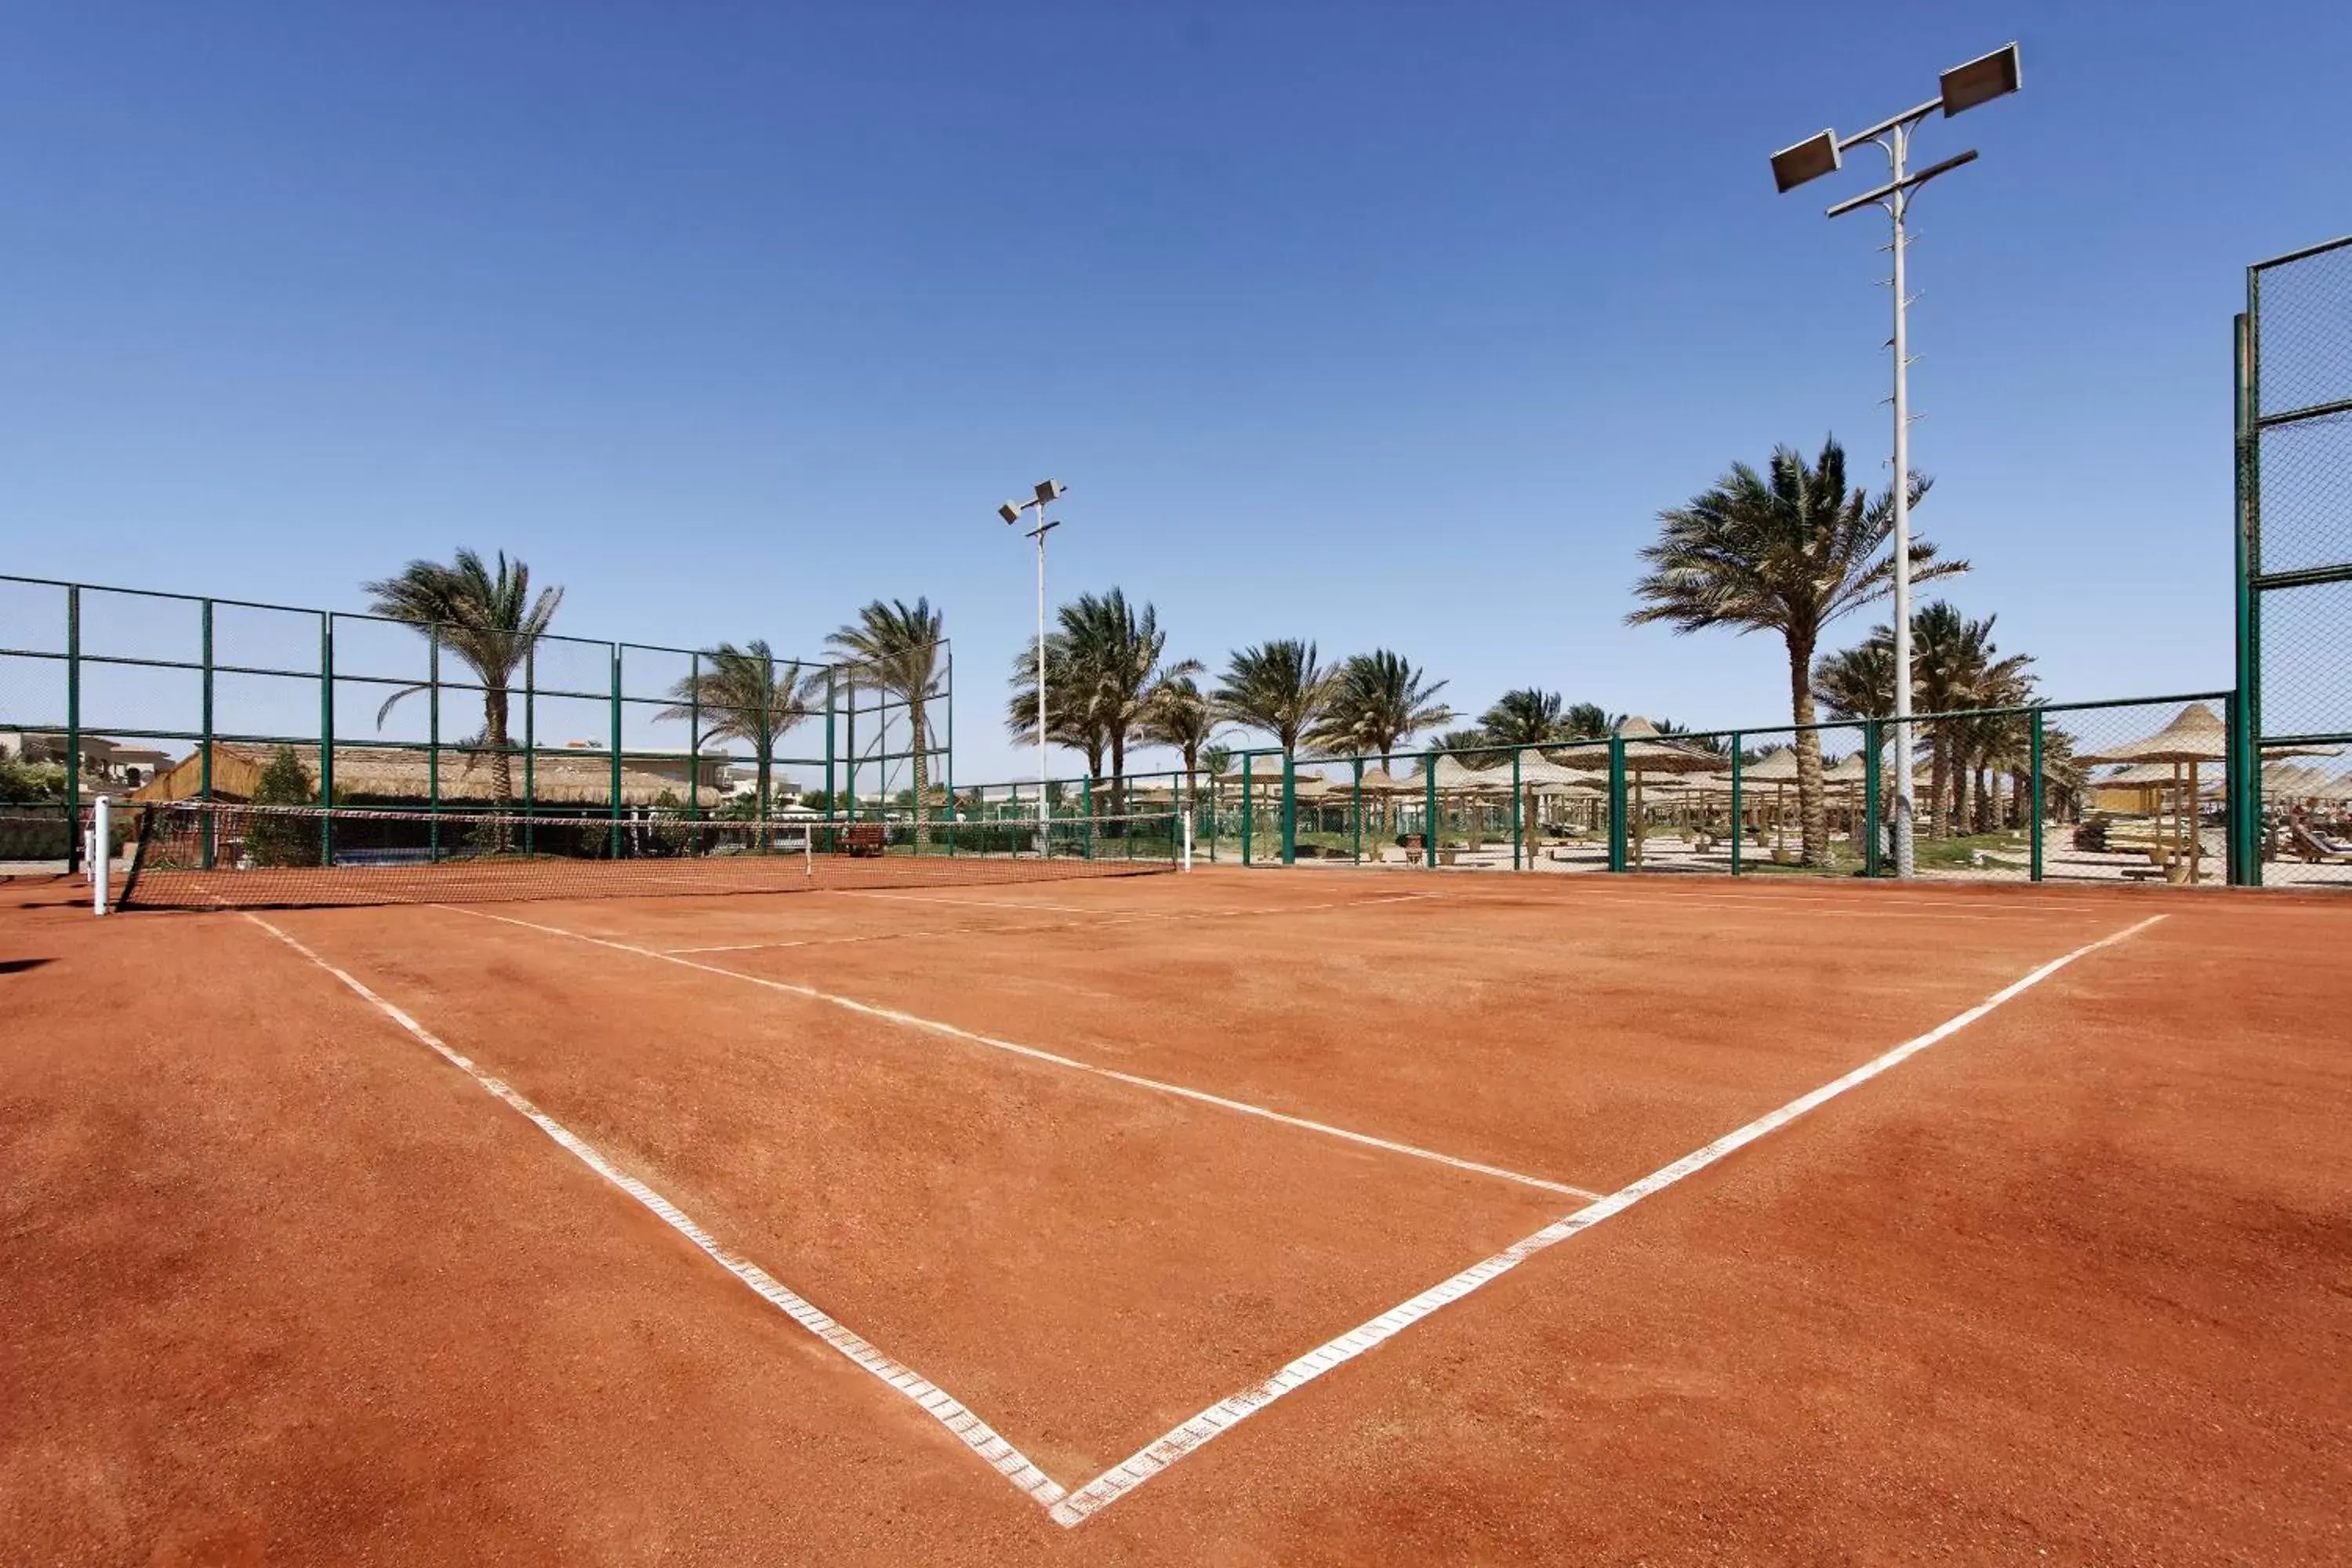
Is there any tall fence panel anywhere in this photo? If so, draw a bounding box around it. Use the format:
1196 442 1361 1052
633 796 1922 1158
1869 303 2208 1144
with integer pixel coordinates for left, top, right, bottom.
2238 235 2352 886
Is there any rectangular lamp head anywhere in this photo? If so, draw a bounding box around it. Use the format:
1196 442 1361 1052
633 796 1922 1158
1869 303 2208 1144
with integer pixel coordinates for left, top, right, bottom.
1770 130 1842 194
1941 42 2021 116
1033 478 1065 503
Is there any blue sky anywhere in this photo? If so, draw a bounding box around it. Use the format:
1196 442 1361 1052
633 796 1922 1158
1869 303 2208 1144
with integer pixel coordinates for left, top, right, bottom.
3 2 2344 786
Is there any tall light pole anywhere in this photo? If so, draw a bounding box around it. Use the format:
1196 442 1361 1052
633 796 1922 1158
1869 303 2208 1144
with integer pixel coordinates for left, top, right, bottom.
1000 479 1065 848
1771 42 2020 878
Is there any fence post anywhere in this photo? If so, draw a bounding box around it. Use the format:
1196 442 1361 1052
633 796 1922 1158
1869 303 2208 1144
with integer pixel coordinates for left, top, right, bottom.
2029 708 2045 883
824 666 837 852
2230 309 2262 887
1425 750 1438 872
64 585 80 874
1511 748 1523 870
1729 734 1743 877
608 645 623 858
1280 753 1297 865
1241 753 1254 865
688 651 701 824
318 612 335 866
1352 757 1364 865
200 599 216 869
1606 729 1628 873
523 645 537 856
942 673 957 856
1863 717 1883 877
428 625 442 862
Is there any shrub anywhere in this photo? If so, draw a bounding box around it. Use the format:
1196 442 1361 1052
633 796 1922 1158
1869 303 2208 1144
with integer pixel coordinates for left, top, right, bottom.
245 746 321 867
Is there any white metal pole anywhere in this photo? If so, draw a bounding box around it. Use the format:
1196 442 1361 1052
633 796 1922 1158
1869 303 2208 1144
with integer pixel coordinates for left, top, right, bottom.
1181 805 1194 872
91 794 112 916
1035 519 1049 851
1888 122 1917 879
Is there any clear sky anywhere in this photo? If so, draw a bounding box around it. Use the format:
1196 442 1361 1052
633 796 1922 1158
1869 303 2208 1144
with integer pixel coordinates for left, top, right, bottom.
4 2 2344 786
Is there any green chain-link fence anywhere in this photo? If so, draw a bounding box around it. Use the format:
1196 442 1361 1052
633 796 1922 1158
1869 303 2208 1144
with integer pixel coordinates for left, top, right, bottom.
0 575 952 873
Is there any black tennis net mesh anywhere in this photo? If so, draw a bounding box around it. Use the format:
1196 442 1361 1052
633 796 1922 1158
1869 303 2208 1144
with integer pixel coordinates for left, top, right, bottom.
118 800 1181 910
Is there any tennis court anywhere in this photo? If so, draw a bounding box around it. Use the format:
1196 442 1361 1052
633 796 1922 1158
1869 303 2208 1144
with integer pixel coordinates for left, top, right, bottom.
5 855 2349 1563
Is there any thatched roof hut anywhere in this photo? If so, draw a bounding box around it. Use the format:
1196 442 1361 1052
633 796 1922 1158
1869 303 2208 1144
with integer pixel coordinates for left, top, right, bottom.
132 742 728 808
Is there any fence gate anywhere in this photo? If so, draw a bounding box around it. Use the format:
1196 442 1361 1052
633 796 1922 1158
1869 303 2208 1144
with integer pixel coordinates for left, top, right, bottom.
2234 234 2352 884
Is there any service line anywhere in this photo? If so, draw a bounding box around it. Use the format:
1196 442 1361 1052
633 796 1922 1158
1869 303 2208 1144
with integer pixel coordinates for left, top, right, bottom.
238 913 1067 1510
437 902 1597 1202
1046 910 2170 1526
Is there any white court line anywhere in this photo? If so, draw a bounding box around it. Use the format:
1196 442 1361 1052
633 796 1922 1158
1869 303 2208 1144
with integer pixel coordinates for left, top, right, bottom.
1045 910 2170 1526
439 903 1598 1201
662 890 1442 955
238 913 1068 1510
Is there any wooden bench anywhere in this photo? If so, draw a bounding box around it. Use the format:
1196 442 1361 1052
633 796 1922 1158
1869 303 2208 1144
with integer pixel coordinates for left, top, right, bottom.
838 822 886 858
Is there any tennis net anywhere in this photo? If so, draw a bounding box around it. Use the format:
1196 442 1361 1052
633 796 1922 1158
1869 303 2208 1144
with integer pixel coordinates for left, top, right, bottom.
118 800 1183 910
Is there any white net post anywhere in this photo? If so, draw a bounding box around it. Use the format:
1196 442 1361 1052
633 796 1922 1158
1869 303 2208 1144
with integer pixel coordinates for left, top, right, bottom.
1181 808 1193 872
90 795 112 916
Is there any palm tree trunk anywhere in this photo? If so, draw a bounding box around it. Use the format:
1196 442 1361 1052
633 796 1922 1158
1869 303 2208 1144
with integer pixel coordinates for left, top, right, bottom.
485 685 514 851
1786 635 1828 865
1110 730 1126 819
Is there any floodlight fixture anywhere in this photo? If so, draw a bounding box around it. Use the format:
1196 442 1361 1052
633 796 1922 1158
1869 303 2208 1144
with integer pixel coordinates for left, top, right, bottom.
1940 42 2021 117
1033 478 1065 504
1770 130 1842 194
999 501 1021 524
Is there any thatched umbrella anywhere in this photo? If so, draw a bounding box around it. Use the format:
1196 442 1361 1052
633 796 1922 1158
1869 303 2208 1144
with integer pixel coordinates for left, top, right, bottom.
2075 702 2227 881
1616 718 1727 866
1737 746 1802 857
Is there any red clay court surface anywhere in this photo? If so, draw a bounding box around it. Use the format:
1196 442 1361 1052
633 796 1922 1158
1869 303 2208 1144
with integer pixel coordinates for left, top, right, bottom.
3 866 2348 1563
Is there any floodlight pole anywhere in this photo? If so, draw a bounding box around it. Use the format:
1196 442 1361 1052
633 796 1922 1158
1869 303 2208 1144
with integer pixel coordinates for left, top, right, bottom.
1777 44 2018 879
1001 481 1065 851
1031 515 1055 842
1875 110 1929 879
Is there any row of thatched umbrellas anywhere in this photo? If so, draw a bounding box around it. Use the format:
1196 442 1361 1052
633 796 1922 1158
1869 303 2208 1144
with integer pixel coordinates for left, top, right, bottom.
1182 702 2343 878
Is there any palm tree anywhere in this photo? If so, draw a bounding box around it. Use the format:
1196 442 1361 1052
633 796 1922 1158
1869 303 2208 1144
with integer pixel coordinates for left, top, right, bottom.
1308 650 1452 767
1141 672 1216 817
1629 436 1962 865
1008 627 1104 797
656 641 810 842
1563 701 1611 741
1213 641 1334 758
1811 641 1896 721
1479 688 1566 747
1815 604 2035 838
1432 725 1508 769
1057 590 1200 816
829 599 946 842
1201 743 1234 837
364 550 564 814
1475 689 1572 848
